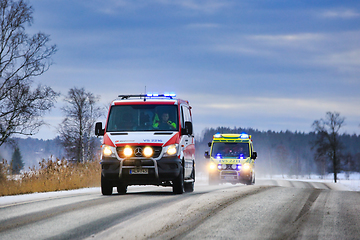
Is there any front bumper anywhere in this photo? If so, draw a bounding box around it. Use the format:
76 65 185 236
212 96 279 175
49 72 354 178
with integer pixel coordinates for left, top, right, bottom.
101 156 181 185
219 169 252 182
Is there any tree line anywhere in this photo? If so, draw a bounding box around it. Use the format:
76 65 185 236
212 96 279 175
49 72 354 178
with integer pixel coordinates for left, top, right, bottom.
196 115 360 182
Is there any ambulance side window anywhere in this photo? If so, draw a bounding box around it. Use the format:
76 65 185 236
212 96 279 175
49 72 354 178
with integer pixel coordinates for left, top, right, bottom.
181 105 191 129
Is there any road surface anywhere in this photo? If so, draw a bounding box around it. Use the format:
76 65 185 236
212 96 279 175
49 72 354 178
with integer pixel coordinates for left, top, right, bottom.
0 179 359 239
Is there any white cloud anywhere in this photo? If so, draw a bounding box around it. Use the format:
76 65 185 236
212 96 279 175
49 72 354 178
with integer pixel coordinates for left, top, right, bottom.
205 32 325 61
201 96 354 113
248 33 324 44
85 0 231 15
315 49 360 72
155 0 231 13
321 9 360 19
185 23 221 29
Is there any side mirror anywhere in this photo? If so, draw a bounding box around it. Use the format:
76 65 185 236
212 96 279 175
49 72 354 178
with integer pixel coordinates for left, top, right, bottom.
204 151 210 159
208 142 211 147
251 151 257 160
181 121 193 135
95 122 104 136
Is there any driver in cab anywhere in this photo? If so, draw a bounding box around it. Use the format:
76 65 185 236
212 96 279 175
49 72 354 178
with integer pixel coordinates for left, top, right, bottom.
153 112 176 129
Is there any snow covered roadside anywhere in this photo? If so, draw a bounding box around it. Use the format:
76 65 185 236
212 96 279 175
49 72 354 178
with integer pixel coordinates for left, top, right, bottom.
1 173 359 207
0 187 100 207
260 173 360 191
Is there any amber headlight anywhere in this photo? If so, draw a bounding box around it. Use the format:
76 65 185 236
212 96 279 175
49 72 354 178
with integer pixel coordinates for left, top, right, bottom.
143 147 153 157
243 163 251 171
209 162 216 170
123 146 133 157
163 144 178 157
102 145 116 158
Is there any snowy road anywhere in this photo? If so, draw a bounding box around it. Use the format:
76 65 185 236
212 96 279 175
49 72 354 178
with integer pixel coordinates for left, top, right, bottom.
0 179 359 239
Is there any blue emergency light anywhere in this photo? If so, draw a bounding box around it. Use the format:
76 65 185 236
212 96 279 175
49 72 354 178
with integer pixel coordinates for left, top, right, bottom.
214 133 222 138
146 92 176 98
118 93 176 99
240 133 249 139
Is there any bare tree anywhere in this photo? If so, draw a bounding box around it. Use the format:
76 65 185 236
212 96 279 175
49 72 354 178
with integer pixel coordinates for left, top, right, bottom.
0 0 58 146
312 112 345 183
58 87 102 163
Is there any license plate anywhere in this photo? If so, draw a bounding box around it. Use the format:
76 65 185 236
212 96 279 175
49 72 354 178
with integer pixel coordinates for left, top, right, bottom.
129 169 148 174
224 176 236 180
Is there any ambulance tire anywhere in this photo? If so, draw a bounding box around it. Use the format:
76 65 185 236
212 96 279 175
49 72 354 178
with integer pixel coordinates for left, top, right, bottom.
117 183 127 194
184 167 195 192
245 178 253 185
184 181 194 192
173 166 185 194
101 175 113 195
245 172 255 185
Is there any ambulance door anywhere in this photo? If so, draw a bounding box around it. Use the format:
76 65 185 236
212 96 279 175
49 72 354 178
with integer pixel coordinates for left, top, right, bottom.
180 104 194 178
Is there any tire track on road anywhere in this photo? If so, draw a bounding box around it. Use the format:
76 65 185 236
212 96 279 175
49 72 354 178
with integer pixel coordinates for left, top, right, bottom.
148 186 275 240
0 194 132 233
1 185 241 239
272 188 324 240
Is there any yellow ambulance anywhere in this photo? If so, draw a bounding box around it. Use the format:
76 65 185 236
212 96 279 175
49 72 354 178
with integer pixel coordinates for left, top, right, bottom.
204 133 257 185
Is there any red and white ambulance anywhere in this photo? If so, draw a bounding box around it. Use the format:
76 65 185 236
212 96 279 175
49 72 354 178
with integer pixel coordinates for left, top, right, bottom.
95 93 195 195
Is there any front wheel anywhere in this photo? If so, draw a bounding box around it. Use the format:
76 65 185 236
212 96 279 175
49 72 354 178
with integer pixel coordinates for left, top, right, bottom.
117 183 127 194
101 175 113 195
184 181 194 192
245 171 255 185
184 165 195 192
173 166 185 194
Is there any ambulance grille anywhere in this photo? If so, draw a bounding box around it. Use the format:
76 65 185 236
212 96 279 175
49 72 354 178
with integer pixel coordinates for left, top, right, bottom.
117 146 162 158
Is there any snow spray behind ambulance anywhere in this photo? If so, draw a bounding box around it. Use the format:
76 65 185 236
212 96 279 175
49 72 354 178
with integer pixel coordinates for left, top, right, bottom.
205 133 257 185
95 93 195 195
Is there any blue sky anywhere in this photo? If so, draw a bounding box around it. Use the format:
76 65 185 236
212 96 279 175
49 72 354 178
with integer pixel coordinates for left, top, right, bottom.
28 0 360 139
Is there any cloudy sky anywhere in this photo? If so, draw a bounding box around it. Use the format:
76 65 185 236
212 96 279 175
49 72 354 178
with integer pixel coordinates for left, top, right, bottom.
28 0 360 139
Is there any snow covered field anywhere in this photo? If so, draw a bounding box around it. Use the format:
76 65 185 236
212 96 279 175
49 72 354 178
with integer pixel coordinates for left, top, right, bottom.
259 173 360 192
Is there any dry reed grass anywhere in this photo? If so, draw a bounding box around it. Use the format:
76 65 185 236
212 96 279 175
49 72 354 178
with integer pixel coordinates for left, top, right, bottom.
0 158 100 196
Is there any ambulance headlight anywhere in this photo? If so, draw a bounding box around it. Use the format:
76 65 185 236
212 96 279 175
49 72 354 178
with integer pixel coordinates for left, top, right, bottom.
143 146 153 158
243 163 250 171
102 145 116 158
209 162 216 170
123 146 133 157
164 144 178 157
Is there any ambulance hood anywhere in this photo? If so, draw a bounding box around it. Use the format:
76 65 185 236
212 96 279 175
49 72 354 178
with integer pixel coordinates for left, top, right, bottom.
103 131 179 147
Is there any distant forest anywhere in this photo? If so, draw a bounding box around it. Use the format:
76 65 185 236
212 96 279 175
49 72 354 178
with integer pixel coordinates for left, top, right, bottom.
195 127 360 178
0 137 67 169
1 127 360 177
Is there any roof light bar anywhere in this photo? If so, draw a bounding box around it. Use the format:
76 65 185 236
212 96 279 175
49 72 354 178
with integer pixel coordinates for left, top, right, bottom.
240 133 249 139
214 133 222 138
118 92 176 99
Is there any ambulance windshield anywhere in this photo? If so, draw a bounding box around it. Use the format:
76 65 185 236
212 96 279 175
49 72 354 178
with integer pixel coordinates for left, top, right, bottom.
106 105 178 132
211 142 249 158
